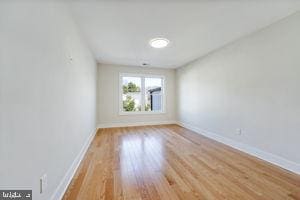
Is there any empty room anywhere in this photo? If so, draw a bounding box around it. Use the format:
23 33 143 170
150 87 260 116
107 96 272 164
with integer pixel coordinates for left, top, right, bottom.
1 0 300 199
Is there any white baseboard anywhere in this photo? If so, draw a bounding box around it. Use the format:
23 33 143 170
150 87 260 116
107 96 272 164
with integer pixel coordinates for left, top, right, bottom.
97 120 177 129
50 128 98 200
177 121 300 175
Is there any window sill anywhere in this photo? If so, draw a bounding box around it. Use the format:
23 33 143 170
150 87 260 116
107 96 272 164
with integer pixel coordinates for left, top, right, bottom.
119 111 166 116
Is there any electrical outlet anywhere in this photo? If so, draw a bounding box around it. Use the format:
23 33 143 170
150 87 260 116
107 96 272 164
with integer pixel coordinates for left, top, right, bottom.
236 128 242 135
40 174 48 194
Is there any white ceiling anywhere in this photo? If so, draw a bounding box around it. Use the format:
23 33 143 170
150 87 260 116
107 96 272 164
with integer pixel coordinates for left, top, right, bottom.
70 0 300 68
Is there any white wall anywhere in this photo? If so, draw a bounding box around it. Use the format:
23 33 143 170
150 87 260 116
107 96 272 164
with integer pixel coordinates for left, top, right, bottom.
0 2 97 199
177 12 300 171
97 64 176 127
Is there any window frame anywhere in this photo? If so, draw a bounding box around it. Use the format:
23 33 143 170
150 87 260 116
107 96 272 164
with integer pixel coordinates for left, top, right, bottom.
119 73 166 115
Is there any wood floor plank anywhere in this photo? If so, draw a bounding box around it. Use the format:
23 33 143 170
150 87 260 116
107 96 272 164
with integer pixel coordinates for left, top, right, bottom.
63 124 300 200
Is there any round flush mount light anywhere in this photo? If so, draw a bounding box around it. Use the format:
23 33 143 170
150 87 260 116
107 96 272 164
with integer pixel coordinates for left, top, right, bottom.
149 38 170 48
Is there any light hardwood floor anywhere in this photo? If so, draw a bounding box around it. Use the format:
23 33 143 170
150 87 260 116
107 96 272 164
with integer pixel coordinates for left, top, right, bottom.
63 124 300 200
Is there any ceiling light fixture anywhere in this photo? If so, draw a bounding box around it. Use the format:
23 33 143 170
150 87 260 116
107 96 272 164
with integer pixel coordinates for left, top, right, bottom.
149 38 169 48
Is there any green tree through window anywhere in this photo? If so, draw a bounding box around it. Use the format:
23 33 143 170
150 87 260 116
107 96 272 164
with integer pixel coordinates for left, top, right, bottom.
123 95 135 111
123 82 140 94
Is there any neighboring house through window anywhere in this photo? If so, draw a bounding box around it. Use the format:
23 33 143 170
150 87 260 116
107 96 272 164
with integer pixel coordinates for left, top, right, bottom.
119 73 165 114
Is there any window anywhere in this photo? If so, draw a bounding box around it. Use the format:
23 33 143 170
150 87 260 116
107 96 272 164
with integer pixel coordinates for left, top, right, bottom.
120 73 165 114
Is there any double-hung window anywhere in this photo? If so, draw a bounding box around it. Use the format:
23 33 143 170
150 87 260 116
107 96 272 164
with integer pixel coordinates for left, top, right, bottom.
119 73 165 114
